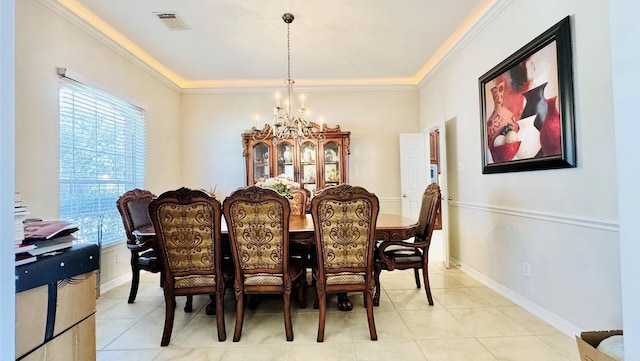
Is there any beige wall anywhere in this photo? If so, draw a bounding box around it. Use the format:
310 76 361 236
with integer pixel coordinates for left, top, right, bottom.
15 0 183 288
419 0 620 333
180 90 420 214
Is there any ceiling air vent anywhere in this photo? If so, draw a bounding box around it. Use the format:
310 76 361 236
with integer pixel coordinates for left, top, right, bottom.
154 12 190 30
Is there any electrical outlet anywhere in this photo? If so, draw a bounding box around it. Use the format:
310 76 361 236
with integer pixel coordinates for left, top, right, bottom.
522 262 531 277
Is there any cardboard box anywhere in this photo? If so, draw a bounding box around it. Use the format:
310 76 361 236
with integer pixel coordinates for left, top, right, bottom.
576 330 623 361
15 244 99 360
16 272 96 359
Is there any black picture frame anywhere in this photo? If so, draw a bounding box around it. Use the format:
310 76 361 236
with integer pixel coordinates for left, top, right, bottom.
479 16 576 174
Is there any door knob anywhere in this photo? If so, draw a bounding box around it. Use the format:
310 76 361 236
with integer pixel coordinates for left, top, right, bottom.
402 194 407 198
448 196 452 200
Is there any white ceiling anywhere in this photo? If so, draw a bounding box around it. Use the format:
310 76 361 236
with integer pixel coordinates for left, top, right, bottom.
56 0 495 90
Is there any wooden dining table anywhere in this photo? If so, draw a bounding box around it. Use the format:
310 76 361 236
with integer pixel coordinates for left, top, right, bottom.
134 213 418 311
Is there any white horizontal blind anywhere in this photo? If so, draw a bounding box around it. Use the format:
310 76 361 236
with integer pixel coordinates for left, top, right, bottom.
59 78 145 245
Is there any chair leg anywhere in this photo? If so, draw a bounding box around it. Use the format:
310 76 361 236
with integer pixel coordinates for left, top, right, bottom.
422 266 434 306
373 263 382 306
184 295 193 313
233 292 245 342
316 288 326 342
161 295 176 346
365 288 378 341
283 289 294 341
128 252 141 304
205 294 216 315
414 268 421 288
297 273 307 309
216 292 226 341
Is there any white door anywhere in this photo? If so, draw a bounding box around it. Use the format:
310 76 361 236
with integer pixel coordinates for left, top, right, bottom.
399 133 428 220
432 120 450 269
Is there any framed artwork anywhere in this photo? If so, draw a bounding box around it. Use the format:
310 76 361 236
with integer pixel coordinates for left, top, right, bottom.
479 16 576 174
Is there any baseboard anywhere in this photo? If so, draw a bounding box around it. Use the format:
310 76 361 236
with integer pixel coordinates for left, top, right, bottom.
98 273 131 296
450 257 582 337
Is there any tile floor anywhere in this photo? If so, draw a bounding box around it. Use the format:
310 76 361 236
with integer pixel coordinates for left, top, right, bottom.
96 263 580 361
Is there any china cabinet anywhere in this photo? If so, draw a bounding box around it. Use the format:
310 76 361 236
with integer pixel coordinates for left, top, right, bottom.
242 122 350 195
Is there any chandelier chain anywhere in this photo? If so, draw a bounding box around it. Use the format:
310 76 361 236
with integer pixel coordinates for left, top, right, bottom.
287 22 291 82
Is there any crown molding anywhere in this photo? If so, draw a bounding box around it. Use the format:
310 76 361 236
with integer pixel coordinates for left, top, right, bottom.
181 83 419 94
38 0 506 93
37 0 182 92
417 0 515 88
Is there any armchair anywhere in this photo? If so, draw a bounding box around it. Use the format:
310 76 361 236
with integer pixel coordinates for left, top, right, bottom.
373 183 441 306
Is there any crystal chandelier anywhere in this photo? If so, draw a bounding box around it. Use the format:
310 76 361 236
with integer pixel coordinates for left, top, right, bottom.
252 13 324 144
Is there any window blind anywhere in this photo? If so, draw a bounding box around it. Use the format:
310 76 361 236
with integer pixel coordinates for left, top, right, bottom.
59 78 145 245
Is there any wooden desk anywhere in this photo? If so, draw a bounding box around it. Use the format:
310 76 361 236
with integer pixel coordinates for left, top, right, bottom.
135 213 418 311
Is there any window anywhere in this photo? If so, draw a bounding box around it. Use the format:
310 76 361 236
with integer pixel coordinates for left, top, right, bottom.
59 78 145 246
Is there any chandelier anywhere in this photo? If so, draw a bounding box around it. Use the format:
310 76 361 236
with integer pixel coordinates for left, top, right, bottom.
252 13 324 144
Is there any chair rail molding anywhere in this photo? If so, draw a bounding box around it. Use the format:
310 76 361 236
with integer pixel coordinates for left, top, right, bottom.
450 200 618 232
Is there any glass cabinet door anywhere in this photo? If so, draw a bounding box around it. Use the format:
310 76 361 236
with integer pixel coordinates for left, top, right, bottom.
252 142 271 183
299 141 317 194
277 142 295 179
323 141 340 186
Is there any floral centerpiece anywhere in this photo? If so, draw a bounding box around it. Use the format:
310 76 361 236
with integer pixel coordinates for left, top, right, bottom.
255 174 300 199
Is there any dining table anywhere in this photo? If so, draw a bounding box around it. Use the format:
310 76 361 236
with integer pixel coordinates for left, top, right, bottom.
134 213 418 311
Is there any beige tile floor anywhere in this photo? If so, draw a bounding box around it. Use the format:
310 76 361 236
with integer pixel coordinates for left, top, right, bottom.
96 263 580 361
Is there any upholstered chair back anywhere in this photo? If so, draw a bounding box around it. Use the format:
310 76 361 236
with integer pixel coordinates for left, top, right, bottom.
117 188 155 244
149 187 223 290
415 183 441 242
223 186 291 285
289 188 307 216
311 184 380 285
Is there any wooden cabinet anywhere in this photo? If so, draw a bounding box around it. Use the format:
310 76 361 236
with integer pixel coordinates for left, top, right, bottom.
242 123 350 195
429 129 440 165
428 129 442 230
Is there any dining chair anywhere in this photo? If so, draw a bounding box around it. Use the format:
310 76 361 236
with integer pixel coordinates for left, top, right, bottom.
223 186 305 342
373 182 441 306
289 188 307 216
148 187 228 346
311 184 380 342
116 189 165 304
288 187 312 301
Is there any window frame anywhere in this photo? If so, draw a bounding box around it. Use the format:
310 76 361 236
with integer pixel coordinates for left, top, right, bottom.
58 76 145 246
